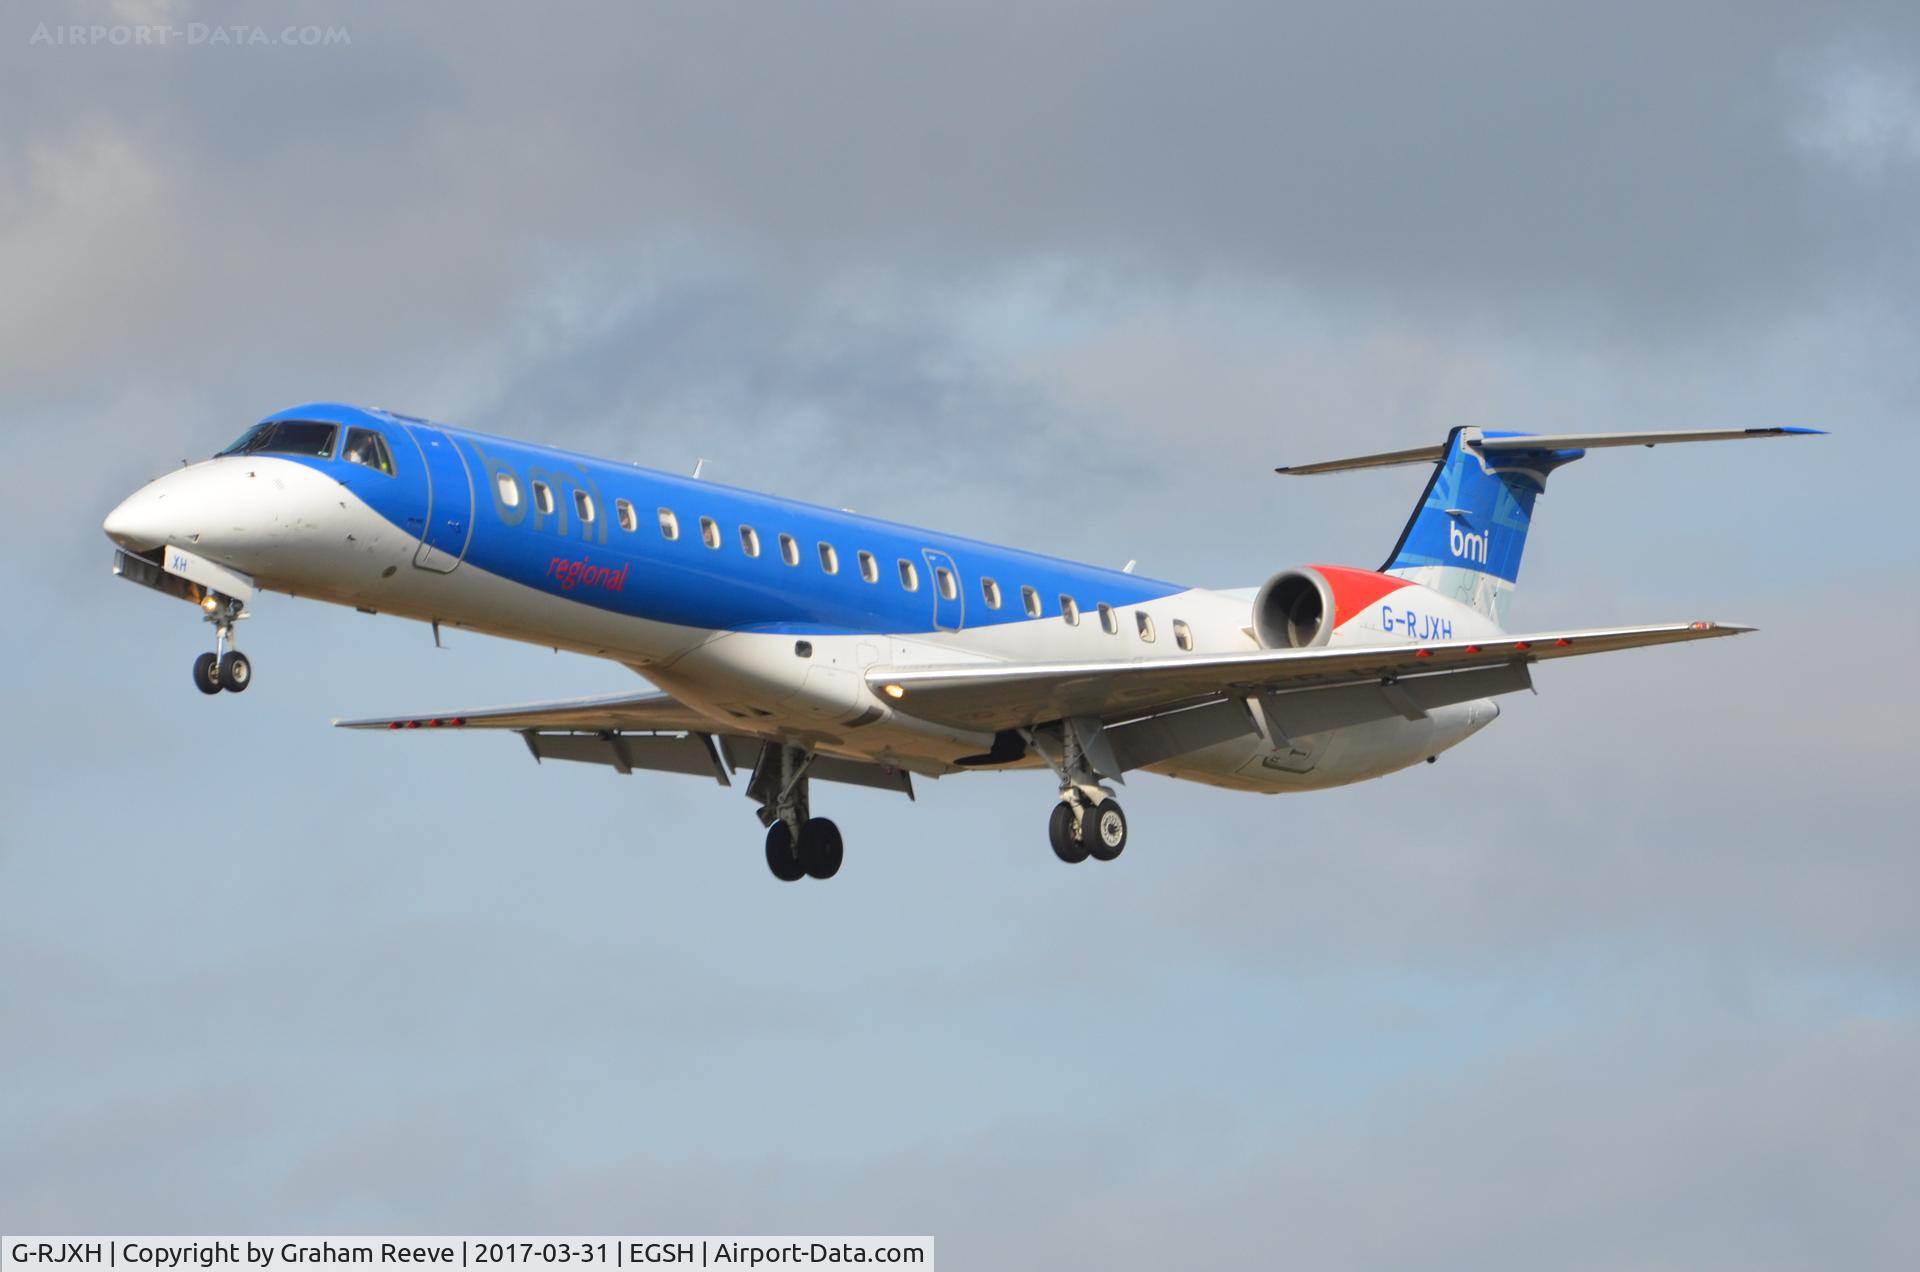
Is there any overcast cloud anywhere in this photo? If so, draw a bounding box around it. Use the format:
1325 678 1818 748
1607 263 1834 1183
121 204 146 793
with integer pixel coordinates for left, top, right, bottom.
2 1 1917 1267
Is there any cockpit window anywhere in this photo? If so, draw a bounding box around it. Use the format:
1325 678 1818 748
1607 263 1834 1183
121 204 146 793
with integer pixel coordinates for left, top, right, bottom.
342 428 395 476
220 420 338 459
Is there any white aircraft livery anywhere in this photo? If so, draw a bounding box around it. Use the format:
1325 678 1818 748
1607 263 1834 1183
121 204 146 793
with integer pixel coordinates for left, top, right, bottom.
102 406 1817 881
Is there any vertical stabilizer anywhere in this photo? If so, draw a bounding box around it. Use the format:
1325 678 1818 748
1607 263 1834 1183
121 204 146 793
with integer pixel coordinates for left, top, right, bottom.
1377 429 1584 627
1276 425 1821 630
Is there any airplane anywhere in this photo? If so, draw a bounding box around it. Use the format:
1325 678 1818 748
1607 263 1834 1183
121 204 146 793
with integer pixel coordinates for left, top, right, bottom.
101 404 1817 881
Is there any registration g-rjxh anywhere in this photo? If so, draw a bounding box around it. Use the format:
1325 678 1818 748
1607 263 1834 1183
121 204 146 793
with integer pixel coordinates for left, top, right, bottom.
102 406 1816 881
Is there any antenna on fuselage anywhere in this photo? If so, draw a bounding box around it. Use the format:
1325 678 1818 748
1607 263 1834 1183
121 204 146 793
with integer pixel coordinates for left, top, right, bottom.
691 458 707 479
1122 560 1137 574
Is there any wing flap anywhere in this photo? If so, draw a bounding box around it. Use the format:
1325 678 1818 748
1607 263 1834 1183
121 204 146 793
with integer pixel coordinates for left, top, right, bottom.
871 621 1748 731
522 729 730 784
336 689 920 796
1260 659 1533 739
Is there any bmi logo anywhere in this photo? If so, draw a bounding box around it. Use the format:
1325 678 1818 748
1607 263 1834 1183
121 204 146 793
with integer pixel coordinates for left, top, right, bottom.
1448 520 1489 564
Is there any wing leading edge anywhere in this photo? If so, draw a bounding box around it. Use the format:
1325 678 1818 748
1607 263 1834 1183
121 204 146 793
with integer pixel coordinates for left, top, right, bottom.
868 621 1751 732
333 689 721 733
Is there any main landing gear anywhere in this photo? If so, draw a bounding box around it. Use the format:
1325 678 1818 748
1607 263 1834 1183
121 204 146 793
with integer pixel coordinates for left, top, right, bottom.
191 595 252 695
1029 721 1129 866
1047 795 1127 864
750 742 844 882
764 817 844 882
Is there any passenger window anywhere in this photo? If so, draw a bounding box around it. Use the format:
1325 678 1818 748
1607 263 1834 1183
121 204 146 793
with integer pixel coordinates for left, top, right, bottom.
1098 603 1118 634
615 499 637 532
1060 595 1080 626
497 473 522 508
898 559 919 591
342 428 395 476
779 533 800 566
981 577 1002 609
700 517 721 549
857 550 878 583
658 508 679 540
818 542 839 574
1173 619 1194 651
532 481 555 515
936 566 957 600
740 525 761 557
1136 611 1156 642
1021 586 1041 617
573 488 595 522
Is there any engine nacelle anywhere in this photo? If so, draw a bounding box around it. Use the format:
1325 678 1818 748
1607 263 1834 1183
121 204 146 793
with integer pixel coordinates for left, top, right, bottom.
1252 568 1339 649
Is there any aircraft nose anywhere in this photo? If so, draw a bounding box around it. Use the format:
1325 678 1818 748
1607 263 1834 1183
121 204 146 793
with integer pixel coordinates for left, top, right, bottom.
103 484 173 552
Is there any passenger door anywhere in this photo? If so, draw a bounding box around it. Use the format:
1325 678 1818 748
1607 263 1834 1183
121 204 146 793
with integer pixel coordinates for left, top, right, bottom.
923 548 963 632
403 424 474 573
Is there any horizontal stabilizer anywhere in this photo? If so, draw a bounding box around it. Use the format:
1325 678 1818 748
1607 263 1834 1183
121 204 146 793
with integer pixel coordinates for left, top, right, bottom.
1475 427 1824 454
1275 443 1447 475
1278 426 1822 475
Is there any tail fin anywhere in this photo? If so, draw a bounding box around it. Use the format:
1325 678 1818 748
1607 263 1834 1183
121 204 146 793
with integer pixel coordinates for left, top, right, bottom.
1277 427 1821 628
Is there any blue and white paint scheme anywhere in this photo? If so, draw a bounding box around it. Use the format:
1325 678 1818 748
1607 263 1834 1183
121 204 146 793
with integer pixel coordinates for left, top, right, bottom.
103 404 1816 880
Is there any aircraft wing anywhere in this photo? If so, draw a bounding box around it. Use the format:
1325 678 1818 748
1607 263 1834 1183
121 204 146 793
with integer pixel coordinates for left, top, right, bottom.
334 690 723 734
333 691 917 796
870 621 1750 733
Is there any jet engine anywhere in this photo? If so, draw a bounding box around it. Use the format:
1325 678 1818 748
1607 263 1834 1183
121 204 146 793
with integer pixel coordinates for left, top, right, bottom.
1251 567 1339 649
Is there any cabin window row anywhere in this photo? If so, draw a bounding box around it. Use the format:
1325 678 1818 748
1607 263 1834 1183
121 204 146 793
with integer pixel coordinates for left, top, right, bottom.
521 495 1197 648
1051 597 1193 649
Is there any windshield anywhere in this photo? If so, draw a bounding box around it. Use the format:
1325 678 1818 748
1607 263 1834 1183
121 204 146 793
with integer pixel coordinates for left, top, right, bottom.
219 420 338 459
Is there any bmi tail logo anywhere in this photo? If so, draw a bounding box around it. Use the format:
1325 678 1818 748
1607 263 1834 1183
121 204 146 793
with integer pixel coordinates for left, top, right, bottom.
1448 520 1490 565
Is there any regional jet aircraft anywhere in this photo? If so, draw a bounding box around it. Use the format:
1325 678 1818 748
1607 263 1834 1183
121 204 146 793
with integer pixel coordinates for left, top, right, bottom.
102 406 1814 880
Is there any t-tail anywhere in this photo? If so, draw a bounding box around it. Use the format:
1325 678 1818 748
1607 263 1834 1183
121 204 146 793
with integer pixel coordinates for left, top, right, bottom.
1277 426 1824 629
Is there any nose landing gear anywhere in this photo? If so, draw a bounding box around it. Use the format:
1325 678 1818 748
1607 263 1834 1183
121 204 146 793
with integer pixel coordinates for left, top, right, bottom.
191 595 252 694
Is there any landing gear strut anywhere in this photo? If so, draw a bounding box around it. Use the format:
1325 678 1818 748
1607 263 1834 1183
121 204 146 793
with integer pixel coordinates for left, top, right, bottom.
192 595 251 694
750 742 844 882
1028 722 1128 865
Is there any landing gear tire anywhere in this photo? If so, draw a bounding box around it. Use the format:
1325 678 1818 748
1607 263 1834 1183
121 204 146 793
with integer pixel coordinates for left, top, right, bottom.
800 818 844 880
192 652 222 695
765 821 805 882
218 650 252 693
1049 802 1089 864
1084 799 1127 861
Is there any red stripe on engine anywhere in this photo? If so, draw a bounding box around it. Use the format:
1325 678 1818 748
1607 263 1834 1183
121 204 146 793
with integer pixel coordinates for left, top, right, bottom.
1310 564 1414 627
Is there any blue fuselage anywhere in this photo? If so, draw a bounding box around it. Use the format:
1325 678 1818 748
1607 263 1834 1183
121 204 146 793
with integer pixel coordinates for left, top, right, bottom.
270 402 1183 638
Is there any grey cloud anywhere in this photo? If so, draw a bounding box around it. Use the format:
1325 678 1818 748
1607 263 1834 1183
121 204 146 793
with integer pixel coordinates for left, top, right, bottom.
8 1 1920 397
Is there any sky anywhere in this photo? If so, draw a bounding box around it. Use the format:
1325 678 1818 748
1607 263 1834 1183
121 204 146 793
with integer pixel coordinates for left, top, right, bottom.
2 0 1917 1265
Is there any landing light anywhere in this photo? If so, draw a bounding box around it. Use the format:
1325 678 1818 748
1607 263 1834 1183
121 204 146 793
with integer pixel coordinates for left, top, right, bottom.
882 683 906 700
199 594 220 613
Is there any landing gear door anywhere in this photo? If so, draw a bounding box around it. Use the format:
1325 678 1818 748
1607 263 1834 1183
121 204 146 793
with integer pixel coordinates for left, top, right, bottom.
923 548 963 632
403 424 474 573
